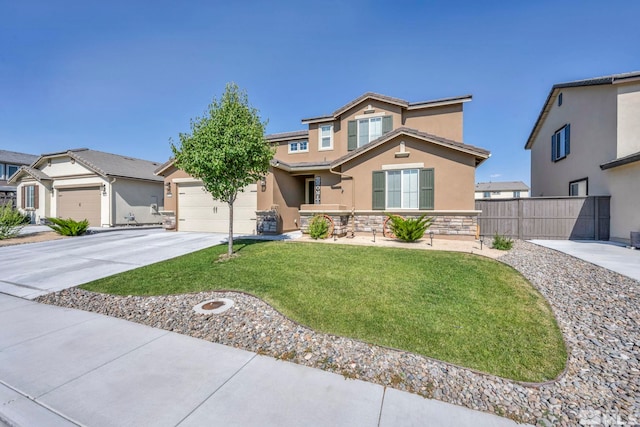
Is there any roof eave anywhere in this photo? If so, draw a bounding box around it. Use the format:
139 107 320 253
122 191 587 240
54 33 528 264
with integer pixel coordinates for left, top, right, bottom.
300 116 335 125
406 95 473 110
600 151 640 170
154 159 176 175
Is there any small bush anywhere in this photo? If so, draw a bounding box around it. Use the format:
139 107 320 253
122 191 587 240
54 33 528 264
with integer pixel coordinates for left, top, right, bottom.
47 217 89 236
309 215 330 239
386 214 433 243
0 204 28 239
491 234 514 250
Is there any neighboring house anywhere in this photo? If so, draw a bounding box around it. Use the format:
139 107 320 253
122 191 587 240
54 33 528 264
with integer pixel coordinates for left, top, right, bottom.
9 148 164 226
154 160 258 234
0 149 38 207
525 71 640 244
258 92 490 239
474 181 530 199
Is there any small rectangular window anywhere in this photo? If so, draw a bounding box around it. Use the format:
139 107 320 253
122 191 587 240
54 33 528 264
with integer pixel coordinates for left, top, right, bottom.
288 140 308 154
513 191 520 198
7 165 19 178
319 125 333 150
552 125 570 162
483 191 490 198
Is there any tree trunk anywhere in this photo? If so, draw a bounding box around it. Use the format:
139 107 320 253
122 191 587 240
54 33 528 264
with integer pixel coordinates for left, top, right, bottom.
228 200 234 256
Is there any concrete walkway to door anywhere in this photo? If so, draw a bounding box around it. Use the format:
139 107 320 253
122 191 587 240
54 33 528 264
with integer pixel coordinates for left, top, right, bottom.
529 240 640 281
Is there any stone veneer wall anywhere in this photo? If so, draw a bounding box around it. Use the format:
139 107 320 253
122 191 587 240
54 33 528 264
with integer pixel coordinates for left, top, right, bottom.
298 213 350 237
354 213 478 237
298 211 479 238
256 210 280 235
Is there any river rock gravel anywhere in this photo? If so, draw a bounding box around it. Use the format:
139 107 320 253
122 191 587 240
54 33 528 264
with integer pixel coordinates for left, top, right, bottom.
36 240 640 426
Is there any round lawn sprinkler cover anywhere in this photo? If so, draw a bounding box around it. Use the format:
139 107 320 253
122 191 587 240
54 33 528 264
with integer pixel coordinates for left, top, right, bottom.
193 298 234 315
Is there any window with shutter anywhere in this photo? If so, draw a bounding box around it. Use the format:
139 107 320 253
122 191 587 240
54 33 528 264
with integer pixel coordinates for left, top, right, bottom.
552 124 570 162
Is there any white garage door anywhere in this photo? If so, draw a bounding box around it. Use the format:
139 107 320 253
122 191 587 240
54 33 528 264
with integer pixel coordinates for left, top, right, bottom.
177 182 257 234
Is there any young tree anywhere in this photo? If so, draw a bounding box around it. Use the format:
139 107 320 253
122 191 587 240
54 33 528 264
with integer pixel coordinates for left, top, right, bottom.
171 83 274 257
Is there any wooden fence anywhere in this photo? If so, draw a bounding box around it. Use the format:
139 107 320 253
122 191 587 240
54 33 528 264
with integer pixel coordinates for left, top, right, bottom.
475 196 610 240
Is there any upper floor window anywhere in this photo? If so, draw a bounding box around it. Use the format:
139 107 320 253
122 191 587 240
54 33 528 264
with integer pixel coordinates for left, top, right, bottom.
551 124 570 162
0 164 5 180
319 125 333 151
6 164 19 179
358 117 382 147
558 92 563 106
483 191 491 198
288 140 308 154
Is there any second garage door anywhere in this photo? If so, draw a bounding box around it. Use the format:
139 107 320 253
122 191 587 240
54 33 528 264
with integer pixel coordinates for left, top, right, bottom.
177 182 257 234
57 187 101 226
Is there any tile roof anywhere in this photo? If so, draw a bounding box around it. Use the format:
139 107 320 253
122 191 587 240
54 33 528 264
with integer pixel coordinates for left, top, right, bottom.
0 150 38 166
331 127 490 168
33 149 163 182
8 166 52 183
475 181 529 192
265 130 309 142
525 71 640 149
271 159 331 172
301 93 472 123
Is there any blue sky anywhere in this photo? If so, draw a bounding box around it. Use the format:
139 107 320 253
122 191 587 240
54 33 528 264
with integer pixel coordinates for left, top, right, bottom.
2 1 639 185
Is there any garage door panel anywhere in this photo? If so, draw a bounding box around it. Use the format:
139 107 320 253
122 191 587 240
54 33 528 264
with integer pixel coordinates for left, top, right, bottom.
177 182 256 234
57 187 101 227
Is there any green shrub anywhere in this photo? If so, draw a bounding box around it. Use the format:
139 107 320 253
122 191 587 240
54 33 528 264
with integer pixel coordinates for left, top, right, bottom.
0 204 28 239
386 214 433 242
491 234 514 250
309 214 330 239
47 217 89 236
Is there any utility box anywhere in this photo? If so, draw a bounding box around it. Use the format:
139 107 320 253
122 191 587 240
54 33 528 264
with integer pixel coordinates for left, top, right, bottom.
160 211 176 230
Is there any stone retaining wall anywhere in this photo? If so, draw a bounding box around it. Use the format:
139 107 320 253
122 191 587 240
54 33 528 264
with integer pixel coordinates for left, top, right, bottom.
299 213 350 237
256 210 280 235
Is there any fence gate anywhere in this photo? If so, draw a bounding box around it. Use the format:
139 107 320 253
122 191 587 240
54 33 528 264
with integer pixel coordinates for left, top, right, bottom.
475 196 610 240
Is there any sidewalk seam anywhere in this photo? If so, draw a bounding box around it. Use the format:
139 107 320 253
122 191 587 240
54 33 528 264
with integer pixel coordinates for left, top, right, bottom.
175 353 258 426
377 387 386 427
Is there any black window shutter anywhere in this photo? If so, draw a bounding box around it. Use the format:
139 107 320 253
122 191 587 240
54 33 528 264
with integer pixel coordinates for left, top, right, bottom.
347 120 357 151
21 186 25 209
372 171 385 210
565 124 570 155
382 116 392 134
34 185 39 209
551 134 557 162
419 168 434 210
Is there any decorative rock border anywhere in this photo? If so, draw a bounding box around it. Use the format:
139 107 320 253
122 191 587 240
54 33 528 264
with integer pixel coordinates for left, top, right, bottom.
36 241 640 426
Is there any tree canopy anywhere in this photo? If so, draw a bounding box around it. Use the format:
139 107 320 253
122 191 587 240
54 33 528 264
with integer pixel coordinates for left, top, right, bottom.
171 82 274 256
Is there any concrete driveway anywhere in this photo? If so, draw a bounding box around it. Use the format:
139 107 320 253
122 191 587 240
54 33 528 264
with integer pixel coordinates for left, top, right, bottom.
0 229 229 299
529 239 640 281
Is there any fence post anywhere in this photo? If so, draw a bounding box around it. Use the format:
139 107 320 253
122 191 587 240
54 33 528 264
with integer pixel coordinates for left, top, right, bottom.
594 196 600 240
518 198 523 240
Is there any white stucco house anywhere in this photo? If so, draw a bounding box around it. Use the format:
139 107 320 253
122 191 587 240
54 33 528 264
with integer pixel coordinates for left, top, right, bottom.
474 181 530 199
9 148 164 227
525 71 640 244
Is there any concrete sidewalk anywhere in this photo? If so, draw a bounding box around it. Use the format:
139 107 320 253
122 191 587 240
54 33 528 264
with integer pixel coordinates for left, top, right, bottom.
0 294 528 427
529 240 640 281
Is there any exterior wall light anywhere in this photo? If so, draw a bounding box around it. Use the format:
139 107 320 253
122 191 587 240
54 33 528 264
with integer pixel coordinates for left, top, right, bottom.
101 184 107 195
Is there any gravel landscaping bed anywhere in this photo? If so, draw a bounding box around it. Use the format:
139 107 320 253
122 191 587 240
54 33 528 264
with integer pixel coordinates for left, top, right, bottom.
37 240 639 426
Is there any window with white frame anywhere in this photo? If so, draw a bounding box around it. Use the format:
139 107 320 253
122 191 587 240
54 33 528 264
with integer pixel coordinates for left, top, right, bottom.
0 164 5 180
483 191 491 198
6 165 19 179
319 125 333 150
551 124 570 162
358 117 382 147
288 140 308 153
25 185 36 208
386 169 418 209
513 191 521 198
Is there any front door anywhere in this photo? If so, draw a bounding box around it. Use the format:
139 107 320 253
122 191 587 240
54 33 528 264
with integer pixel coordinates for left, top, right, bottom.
305 178 315 204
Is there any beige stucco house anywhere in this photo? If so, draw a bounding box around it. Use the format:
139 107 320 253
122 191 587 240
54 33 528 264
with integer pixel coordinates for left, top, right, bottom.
10 148 164 227
474 181 530 199
259 92 490 239
525 71 640 244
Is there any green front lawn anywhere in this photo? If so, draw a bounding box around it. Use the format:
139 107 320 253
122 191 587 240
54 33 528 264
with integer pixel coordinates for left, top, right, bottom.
82 240 566 382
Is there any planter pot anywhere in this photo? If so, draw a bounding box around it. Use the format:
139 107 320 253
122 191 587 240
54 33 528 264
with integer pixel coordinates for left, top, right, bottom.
630 231 640 249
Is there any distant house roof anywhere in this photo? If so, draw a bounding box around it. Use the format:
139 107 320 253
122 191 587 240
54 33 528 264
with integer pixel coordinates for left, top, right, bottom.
0 149 38 166
301 93 472 124
600 150 640 170
265 130 309 142
525 71 640 150
330 127 490 168
28 148 163 182
475 181 529 192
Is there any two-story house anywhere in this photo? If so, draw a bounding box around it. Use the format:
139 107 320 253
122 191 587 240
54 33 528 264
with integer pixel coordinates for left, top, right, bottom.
257 92 490 239
525 71 640 244
0 149 38 207
474 181 530 199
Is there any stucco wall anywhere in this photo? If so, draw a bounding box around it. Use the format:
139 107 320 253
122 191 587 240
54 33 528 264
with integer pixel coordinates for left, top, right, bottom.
604 162 640 243
112 179 164 225
40 157 94 177
617 82 640 158
341 134 477 211
530 85 617 197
